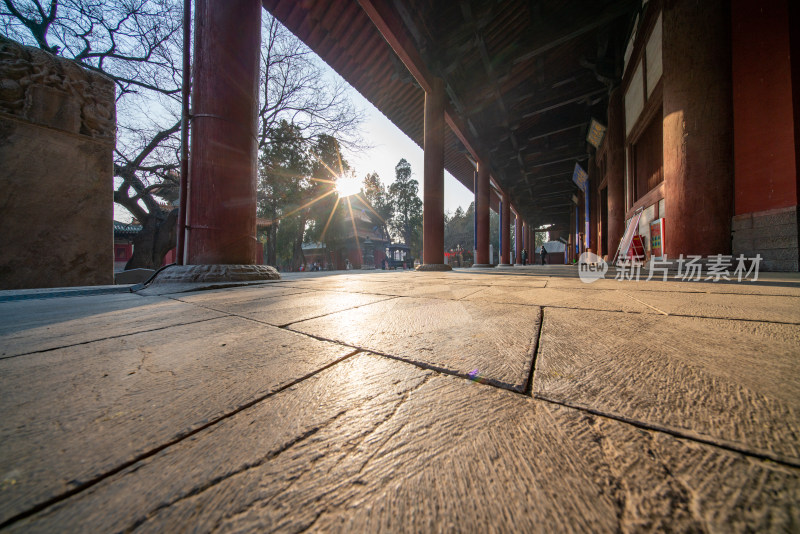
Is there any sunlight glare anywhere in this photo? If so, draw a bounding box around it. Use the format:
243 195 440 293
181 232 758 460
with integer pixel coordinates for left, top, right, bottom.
335 175 361 197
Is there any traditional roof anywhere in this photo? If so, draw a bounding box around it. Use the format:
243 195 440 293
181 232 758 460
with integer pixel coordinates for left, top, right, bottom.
114 221 142 239
261 0 639 231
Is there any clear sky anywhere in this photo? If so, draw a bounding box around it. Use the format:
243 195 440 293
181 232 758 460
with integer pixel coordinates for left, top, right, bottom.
341 89 476 216
114 32 477 223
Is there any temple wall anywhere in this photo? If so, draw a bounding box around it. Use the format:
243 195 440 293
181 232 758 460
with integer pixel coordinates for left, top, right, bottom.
730 0 799 271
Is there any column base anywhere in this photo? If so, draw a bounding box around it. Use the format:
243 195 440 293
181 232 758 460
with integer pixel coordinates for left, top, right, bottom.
146 264 280 284
415 263 453 272
498 263 513 266
514 263 524 266
471 264 495 268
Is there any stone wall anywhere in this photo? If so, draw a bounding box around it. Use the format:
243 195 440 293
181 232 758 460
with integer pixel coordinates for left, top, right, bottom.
731 206 799 272
0 36 115 289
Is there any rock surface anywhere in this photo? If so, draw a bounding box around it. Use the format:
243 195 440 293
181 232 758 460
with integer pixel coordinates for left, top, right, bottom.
0 36 114 289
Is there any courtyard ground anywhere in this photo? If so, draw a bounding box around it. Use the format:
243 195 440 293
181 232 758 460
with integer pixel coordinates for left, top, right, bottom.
1 266 799 532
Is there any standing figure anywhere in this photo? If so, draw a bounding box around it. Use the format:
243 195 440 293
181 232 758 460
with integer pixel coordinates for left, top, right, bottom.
541 245 548 265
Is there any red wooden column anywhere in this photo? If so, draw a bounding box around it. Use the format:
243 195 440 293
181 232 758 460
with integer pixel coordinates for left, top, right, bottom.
474 160 491 266
522 221 528 261
606 88 625 259
525 223 531 260
587 156 598 254
420 77 449 269
500 192 511 265
186 0 261 265
663 0 733 256
515 212 523 264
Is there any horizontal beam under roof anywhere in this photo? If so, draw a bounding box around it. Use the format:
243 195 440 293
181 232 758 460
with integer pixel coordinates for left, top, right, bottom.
358 0 483 166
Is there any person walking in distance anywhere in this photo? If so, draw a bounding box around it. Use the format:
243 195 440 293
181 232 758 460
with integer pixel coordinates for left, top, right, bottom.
540 245 547 265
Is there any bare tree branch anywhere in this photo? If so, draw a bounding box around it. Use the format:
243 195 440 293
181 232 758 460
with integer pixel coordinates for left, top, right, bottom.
1 3 367 268
256 15 366 153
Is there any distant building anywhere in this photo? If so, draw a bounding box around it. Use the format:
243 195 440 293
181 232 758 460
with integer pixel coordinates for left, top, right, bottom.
303 199 390 270
537 241 566 265
113 221 141 272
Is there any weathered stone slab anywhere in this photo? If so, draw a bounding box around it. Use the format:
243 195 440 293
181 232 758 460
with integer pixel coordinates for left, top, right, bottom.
486 279 550 288
304 281 494 300
279 272 388 283
625 290 800 322
534 308 800 464
0 316 352 524
463 285 656 313
291 298 540 391
177 289 392 326
280 276 449 289
426 274 549 289
170 284 312 306
134 280 287 296
0 293 226 358
546 275 800 296
277 272 546 292
9 354 799 532
275 275 402 292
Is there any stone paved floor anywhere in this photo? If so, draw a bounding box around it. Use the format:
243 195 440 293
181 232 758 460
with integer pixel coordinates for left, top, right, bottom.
1 266 799 532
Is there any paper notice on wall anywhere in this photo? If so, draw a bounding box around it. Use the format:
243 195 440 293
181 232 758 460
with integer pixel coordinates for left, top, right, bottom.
650 218 665 257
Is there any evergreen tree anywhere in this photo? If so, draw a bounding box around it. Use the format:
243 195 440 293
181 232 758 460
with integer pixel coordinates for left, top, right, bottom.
444 202 475 253
258 120 310 268
388 159 423 259
363 172 394 242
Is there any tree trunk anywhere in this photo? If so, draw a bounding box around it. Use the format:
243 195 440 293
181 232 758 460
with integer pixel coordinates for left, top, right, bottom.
291 217 306 270
125 209 178 270
266 197 278 266
267 223 278 266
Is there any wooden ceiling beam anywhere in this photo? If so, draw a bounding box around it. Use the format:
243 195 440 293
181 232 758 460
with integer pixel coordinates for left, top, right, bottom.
358 0 483 165
524 170 573 181
357 0 433 93
521 88 607 119
527 122 587 142
528 153 589 169
512 0 640 65
495 141 586 172
458 0 532 197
